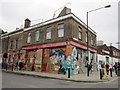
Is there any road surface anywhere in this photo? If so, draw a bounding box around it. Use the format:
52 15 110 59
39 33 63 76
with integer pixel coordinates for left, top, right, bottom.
2 72 119 88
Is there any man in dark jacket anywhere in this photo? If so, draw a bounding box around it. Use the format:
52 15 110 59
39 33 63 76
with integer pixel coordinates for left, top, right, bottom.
19 62 23 70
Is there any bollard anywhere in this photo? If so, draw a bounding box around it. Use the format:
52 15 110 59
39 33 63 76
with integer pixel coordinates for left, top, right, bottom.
100 69 102 80
68 67 70 78
11 64 14 71
87 64 89 77
110 68 112 77
6 64 7 71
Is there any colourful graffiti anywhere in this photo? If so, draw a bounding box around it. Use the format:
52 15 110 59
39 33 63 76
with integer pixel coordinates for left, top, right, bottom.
49 46 79 75
46 46 88 75
50 49 65 64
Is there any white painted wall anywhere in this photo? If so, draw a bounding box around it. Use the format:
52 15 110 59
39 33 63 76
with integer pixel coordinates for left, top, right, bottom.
97 54 119 70
112 57 118 64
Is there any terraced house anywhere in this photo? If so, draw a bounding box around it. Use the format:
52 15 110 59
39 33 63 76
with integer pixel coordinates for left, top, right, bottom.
1 7 97 75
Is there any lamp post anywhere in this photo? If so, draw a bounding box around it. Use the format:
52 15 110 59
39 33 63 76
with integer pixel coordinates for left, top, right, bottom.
86 5 111 77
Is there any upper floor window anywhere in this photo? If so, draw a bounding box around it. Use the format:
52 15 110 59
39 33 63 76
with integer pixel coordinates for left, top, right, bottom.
46 27 51 39
35 31 40 41
91 36 94 46
16 40 18 49
78 26 82 40
86 32 88 43
11 41 13 49
58 24 64 37
27 33 31 43
94 39 96 46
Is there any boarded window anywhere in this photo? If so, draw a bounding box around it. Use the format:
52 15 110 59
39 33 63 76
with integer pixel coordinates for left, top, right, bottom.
58 24 64 37
35 31 40 41
46 27 51 39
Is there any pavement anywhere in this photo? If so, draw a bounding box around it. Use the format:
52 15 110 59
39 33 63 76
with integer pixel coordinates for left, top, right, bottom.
1 69 118 83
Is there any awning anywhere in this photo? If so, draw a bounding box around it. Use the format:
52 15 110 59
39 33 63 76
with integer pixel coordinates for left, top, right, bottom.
22 40 97 53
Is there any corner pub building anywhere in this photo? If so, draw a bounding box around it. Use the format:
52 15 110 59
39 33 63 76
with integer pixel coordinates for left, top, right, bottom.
1 7 97 75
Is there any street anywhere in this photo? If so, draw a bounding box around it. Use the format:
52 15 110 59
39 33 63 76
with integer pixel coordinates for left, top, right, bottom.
2 72 119 88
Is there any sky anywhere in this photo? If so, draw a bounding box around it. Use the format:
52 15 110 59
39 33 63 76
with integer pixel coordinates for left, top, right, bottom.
0 0 119 48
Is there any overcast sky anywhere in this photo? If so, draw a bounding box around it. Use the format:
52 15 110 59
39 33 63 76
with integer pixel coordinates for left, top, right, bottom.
0 0 119 48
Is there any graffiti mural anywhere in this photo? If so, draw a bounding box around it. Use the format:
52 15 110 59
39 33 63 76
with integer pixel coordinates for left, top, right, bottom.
49 48 73 74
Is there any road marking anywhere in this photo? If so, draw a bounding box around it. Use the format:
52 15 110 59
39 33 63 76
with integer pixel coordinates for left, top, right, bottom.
92 77 118 84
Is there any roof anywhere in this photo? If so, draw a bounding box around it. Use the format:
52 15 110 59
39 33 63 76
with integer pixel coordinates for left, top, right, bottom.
1 28 23 38
24 13 97 35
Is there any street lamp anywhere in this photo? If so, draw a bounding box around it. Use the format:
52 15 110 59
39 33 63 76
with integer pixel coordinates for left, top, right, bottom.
86 5 111 77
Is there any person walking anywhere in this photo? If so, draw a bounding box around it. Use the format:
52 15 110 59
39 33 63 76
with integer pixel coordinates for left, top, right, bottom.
114 62 118 75
19 61 23 70
14 61 19 70
106 63 110 75
117 62 120 76
101 63 108 80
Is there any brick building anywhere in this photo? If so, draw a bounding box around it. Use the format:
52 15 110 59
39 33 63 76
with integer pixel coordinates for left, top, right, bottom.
97 42 120 70
1 7 97 74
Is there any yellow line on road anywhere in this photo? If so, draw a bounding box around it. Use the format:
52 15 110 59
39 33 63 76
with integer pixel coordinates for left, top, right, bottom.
93 77 118 84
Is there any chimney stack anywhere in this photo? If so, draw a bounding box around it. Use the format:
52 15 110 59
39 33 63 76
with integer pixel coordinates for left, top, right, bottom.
24 18 31 28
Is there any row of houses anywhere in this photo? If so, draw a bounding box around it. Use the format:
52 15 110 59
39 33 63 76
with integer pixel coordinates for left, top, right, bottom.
97 41 120 70
0 7 120 74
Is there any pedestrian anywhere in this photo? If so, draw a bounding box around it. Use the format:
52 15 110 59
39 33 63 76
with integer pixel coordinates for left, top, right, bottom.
114 62 118 75
19 61 23 70
117 62 120 76
101 62 108 80
2 61 5 69
89 61 93 73
106 63 109 75
109 64 113 77
31 61 35 71
5 61 8 71
14 61 18 70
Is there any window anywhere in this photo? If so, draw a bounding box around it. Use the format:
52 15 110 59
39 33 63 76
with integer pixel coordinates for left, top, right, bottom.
93 38 96 46
58 24 64 37
91 36 94 46
46 27 51 39
86 32 88 43
11 41 13 49
35 31 40 41
27 33 31 43
78 26 82 40
16 40 18 49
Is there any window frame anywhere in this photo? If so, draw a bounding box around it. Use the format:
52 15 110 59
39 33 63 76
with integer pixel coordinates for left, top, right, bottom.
86 32 88 43
57 23 64 38
46 27 52 40
27 33 31 43
91 36 94 46
35 30 40 41
10 41 13 49
78 26 82 40
16 40 18 49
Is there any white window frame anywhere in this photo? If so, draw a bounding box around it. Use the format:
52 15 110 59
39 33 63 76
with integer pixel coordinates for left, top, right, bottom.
46 27 51 39
78 26 82 40
35 31 40 41
86 32 88 43
27 33 31 43
58 24 64 37
91 36 94 46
